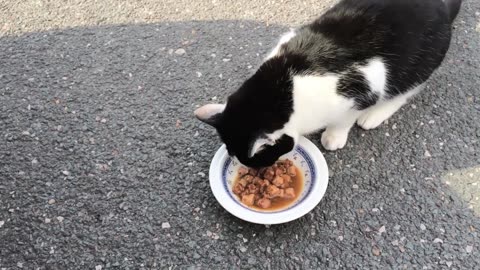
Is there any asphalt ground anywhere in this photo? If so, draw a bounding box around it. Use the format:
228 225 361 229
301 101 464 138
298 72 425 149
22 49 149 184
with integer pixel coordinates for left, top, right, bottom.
1 0 479 269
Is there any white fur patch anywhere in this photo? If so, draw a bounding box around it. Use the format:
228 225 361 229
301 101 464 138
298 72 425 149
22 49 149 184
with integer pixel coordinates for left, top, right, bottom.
289 74 355 133
265 74 355 143
266 29 296 60
358 57 388 96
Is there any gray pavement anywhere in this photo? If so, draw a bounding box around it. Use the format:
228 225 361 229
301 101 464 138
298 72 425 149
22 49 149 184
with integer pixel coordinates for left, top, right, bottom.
1 0 480 269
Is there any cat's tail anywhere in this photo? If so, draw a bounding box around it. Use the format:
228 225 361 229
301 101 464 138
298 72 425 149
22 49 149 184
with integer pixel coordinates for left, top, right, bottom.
444 0 462 23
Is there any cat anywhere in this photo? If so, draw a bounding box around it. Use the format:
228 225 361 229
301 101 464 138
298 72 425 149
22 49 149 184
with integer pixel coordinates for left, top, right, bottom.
194 0 462 168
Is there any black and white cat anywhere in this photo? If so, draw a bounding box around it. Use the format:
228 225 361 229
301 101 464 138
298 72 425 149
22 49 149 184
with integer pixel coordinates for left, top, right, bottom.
195 0 462 168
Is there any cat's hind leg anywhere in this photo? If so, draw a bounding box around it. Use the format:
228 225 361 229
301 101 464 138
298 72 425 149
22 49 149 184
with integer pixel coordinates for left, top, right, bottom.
357 84 424 130
356 99 405 130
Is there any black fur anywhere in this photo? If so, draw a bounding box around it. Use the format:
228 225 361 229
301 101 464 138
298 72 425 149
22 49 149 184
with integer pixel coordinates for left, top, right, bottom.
199 0 461 168
337 68 379 110
445 0 462 22
286 0 458 97
212 55 306 167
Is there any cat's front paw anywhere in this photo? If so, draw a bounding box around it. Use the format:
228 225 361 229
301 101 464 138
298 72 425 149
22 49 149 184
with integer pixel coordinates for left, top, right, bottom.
321 130 348 151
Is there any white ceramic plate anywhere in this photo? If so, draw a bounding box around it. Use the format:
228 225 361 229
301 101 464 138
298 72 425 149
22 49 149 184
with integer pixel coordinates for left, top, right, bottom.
209 136 329 225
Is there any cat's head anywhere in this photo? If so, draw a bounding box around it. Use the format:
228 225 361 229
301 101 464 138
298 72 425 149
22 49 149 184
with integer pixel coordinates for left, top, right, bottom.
194 66 297 168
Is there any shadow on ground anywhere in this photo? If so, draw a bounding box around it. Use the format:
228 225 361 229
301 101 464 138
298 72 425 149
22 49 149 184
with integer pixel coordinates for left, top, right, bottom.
0 17 479 269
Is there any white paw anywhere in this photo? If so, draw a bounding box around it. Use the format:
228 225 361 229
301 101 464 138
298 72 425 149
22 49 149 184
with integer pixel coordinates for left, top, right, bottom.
357 109 387 130
321 130 348 151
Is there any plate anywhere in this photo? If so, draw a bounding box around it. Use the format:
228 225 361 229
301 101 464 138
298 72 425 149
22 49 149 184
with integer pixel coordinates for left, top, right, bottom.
209 136 329 224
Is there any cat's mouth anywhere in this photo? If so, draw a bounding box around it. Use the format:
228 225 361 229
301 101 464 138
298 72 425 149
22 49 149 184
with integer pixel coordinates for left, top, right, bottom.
237 135 296 168
248 137 276 158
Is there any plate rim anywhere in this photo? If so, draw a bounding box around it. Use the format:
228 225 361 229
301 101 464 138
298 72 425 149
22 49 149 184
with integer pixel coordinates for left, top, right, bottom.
209 136 329 225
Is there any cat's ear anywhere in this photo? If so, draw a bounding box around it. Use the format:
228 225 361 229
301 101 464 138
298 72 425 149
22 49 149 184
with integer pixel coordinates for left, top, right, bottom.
194 104 225 127
248 137 275 158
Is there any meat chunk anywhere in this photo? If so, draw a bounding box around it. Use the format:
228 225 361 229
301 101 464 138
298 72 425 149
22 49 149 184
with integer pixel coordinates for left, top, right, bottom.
275 167 286 176
267 185 281 198
263 168 275 180
287 166 296 177
241 190 250 197
252 177 264 185
241 194 255 206
262 179 271 186
247 184 259 194
248 168 258 176
259 179 270 193
272 176 285 188
238 178 248 187
256 197 272 209
285 159 293 166
233 183 244 195
282 174 291 184
284 188 295 199
238 167 249 177
242 175 254 183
